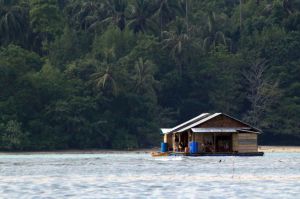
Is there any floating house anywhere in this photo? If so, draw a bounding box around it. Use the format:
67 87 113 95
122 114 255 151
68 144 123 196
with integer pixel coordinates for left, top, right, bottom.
157 113 264 156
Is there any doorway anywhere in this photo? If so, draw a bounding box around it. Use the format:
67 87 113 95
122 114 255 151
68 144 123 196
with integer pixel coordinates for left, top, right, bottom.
179 132 189 152
216 134 232 152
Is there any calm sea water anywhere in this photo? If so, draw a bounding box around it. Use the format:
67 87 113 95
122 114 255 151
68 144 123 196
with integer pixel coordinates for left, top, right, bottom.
0 152 299 199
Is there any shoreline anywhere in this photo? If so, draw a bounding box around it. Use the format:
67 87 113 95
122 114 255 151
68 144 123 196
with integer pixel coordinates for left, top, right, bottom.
0 149 157 155
0 146 300 155
258 146 300 153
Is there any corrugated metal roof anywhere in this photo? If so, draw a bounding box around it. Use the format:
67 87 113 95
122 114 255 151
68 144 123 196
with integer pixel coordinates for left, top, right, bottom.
166 113 211 134
191 127 261 134
160 128 172 134
162 112 262 134
178 113 221 132
238 129 260 134
191 127 244 133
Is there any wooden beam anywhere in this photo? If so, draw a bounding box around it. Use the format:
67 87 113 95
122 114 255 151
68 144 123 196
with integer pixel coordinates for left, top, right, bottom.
213 133 216 152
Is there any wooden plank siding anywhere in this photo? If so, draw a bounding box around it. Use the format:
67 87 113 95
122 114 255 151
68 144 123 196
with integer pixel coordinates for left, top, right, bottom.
232 133 239 152
194 134 204 143
194 115 258 152
238 133 258 152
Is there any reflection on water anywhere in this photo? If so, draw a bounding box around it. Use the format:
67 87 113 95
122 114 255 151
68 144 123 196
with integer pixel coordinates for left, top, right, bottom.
0 153 300 198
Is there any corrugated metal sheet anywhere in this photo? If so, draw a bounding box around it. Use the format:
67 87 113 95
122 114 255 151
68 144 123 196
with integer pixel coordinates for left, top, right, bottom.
178 113 221 132
166 113 210 134
191 127 244 133
161 112 262 134
238 129 260 134
160 128 172 134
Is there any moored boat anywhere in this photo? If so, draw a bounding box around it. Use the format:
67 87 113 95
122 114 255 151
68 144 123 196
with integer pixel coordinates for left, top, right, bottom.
151 152 169 157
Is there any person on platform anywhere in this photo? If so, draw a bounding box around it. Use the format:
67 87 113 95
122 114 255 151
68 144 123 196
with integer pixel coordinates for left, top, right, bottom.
174 134 179 152
179 141 184 152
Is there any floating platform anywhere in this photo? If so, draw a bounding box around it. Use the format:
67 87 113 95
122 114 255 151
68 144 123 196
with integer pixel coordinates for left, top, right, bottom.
152 151 264 157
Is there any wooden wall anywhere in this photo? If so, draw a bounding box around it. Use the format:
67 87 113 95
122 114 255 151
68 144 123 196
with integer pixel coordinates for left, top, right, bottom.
232 133 239 152
194 133 204 143
198 115 248 128
237 133 258 152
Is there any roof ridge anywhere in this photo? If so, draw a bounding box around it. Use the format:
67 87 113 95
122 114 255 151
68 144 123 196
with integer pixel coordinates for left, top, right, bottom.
167 113 211 134
178 113 221 133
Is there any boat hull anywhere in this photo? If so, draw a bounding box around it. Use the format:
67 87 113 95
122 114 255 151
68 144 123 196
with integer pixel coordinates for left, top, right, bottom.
151 152 169 157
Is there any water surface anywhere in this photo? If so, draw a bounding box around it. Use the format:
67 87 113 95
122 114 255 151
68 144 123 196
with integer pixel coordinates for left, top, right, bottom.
0 152 299 198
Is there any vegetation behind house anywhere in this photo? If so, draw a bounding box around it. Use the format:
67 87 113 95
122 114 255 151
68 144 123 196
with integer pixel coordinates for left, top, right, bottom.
0 0 300 150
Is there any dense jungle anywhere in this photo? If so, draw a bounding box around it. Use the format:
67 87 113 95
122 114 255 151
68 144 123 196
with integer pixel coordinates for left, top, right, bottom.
1 0 300 150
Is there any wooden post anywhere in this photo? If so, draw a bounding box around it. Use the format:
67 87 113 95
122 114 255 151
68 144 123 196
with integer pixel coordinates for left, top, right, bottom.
163 134 167 143
213 133 216 152
172 134 176 152
192 130 195 141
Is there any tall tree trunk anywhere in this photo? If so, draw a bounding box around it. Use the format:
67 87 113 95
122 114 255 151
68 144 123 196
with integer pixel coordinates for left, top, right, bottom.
186 0 188 35
243 59 280 127
239 0 242 32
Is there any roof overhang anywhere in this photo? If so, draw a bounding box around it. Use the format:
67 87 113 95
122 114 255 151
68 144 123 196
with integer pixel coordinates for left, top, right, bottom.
237 129 261 134
191 127 261 134
192 127 244 133
160 128 172 134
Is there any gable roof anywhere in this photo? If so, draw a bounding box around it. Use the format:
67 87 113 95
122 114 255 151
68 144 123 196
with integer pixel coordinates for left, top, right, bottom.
220 113 262 133
163 113 211 134
177 113 221 133
161 112 262 134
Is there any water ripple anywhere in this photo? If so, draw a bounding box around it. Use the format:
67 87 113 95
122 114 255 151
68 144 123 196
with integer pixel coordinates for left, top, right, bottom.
0 153 299 198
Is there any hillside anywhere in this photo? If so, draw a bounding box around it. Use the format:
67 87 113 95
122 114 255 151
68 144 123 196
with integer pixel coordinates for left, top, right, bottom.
0 0 300 150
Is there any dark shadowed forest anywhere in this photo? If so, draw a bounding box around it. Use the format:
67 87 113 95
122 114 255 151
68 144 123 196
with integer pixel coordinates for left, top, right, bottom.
0 0 300 150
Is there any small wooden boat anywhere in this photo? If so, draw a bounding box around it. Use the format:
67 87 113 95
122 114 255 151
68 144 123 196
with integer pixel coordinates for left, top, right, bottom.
151 152 169 157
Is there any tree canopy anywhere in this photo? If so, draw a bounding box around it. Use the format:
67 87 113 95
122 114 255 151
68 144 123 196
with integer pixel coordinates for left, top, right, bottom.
1 0 300 150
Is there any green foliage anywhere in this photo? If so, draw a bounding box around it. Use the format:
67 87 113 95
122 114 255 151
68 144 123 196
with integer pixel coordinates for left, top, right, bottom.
92 26 136 60
0 120 28 150
0 0 29 46
29 0 64 53
48 26 85 70
1 0 300 150
127 0 158 34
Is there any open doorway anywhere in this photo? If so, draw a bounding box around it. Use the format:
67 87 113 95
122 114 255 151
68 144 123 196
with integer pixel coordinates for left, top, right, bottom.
216 134 232 152
179 132 189 152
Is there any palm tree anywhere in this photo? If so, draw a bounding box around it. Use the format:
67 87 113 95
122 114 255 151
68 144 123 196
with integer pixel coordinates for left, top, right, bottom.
162 18 190 75
283 0 293 14
66 0 127 33
65 0 106 32
90 47 118 95
133 57 157 93
153 0 183 36
97 0 128 31
202 12 231 52
127 0 158 34
92 64 117 94
184 0 189 36
0 0 28 45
